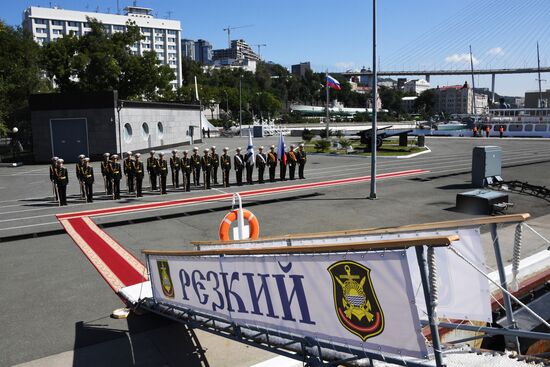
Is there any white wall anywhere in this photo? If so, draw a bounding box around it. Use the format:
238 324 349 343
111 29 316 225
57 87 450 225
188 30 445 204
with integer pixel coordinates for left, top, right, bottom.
117 107 202 153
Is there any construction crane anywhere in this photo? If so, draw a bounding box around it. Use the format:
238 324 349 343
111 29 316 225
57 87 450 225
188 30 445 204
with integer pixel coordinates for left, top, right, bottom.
222 25 253 48
253 43 267 59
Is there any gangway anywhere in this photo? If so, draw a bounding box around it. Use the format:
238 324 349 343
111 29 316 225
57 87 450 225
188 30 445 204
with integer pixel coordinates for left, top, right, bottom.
55 204 550 366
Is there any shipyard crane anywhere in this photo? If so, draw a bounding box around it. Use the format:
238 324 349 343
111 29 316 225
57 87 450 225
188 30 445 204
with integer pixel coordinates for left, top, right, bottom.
222 25 253 48
253 43 267 59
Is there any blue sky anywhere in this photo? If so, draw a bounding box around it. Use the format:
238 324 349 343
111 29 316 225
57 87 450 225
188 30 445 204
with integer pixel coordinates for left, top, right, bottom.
4 0 550 97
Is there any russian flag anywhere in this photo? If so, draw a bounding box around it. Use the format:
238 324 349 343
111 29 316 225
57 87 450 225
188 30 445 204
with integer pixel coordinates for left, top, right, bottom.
326 75 341 90
277 132 286 166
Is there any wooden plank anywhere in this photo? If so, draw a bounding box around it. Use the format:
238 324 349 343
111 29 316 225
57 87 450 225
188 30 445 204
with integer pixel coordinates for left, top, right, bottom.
143 234 459 257
192 213 530 247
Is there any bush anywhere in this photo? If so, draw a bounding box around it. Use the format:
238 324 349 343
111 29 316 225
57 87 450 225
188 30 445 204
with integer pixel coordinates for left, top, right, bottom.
338 138 352 149
334 130 344 138
319 129 329 139
314 139 331 152
302 128 315 142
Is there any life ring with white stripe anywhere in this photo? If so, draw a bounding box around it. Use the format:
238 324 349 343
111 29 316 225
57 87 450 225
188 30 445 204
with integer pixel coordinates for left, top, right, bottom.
219 209 260 241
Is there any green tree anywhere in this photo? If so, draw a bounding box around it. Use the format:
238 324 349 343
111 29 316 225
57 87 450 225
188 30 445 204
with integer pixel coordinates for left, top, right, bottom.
414 89 436 118
0 21 49 138
41 18 175 100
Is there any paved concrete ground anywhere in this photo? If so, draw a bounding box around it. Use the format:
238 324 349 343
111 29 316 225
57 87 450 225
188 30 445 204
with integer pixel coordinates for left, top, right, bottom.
0 136 549 366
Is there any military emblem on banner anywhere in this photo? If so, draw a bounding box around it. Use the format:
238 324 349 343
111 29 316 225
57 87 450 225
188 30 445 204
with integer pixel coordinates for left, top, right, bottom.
157 260 175 298
328 261 384 341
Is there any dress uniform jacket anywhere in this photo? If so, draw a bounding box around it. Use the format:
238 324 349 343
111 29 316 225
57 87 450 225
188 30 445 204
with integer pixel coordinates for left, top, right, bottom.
133 160 144 197
191 153 201 186
82 165 94 202
123 158 134 192
287 150 298 180
180 156 192 192
256 152 267 184
110 162 122 199
211 152 220 184
146 156 158 191
170 155 180 188
55 166 69 206
157 158 168 194
267 151 277 182
297 149 307 179
200 155 212 189
220 154 231 187
234 153 245 186
101 159 112 194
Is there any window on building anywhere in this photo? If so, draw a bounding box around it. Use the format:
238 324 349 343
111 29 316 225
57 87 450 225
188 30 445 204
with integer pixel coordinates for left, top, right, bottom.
167 37 176 43
53 29 63 35
168 45 176 50
157 122 164 139
83 22 90 28
142 43 150 49
167 30 176 35
169 60 177 65
69 30 80 37
155 44 164 50
36 28 48 34
143 36 151 41
113 25 125 31
34 19 47 25
68 21 79 27
141 122 150 140
141 27 151 33
155 37 164 42
123 123 133 143
51 20 64 26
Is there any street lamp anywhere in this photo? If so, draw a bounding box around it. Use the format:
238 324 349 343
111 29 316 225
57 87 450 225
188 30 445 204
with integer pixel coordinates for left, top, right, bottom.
239 75 243 136
11 127 20 161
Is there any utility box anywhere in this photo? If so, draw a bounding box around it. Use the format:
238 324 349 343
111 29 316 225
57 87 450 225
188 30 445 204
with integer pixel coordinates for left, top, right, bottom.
253 125 264 138
472 146 502 187
456 189 509 215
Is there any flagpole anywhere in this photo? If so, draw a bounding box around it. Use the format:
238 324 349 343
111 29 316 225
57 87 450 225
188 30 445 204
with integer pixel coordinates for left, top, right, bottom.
369 0 377 199
325 69 330 137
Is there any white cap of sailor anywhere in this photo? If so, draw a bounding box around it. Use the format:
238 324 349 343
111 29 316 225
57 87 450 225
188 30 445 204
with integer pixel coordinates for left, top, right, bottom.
204 148 210 153
299 143 304 147
270 145 275 149
78 154 85 159
158 151 165 156
126 151 132 156
223 147 228 152
183 150 189 154
52 156 59 161
236 147 241 152
211 146 216 150
58 158 64 164
193 147 198 151
84 157 90 162
259 146 264 150
150 150 156 155
112 154 119 159
103 152 110 157
135 153 141 158
172 149 177 154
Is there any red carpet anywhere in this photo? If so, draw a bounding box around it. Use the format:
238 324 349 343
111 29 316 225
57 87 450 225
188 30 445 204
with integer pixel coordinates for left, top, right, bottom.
56 169 428 294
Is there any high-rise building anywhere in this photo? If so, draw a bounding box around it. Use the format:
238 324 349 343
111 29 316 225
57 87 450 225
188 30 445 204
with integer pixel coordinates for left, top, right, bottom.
181 38 195 60
23 5 182 87
212 39 259 63
524 90 550 108
291 62 311 78
194 39 213 64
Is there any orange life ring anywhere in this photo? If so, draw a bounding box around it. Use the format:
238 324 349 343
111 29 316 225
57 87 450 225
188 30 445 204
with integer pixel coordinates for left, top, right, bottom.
219 209 260 241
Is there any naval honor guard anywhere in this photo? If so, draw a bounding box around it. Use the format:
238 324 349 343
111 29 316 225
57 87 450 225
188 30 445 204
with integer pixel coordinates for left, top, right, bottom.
297 143 307 179
133 153 144 197
170 150 180 188
220 147 231 187
180 150 191 192
123 151 134 193
110 155 122 199
256 146 267 184
147 150 158 191
191 147 201 186
157 152 168 194
82 157 94 202
210 146 220 184
201 148 212 189
54 159 69 206
234 147 244 186
267 145 277 182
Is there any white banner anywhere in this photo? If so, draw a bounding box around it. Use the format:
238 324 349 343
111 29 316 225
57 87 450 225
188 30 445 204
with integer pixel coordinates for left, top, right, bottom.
203 228 491 323
148 251 429 359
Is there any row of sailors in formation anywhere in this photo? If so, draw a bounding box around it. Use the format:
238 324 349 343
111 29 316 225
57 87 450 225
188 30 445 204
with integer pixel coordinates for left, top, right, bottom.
48 144 307 206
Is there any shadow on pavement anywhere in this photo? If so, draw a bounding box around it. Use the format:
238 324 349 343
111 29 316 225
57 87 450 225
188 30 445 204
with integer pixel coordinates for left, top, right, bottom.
73 313 209 366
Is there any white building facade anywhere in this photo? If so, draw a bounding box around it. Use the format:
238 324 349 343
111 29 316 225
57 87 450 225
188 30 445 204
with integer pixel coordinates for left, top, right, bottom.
403 79 430 95
23 6 182 88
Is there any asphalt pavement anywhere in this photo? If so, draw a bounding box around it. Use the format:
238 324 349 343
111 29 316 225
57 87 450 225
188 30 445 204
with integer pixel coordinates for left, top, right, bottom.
0 136 549 366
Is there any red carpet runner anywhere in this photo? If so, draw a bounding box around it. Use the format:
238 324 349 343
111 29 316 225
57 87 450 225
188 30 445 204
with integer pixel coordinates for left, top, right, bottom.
56 169 428 293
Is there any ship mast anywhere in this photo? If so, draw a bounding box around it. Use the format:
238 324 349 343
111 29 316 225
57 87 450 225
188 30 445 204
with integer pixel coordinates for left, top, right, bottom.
536 42 545 108
469 45 478 122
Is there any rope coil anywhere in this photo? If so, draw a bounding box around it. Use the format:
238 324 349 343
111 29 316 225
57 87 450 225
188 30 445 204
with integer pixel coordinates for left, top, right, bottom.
511 223 523 292
427 246 439 322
